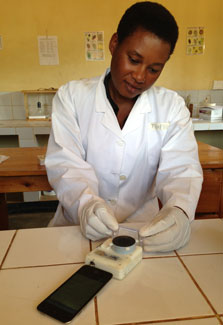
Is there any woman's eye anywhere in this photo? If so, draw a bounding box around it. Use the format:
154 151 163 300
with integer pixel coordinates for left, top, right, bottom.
148 67 160 74
128 56 139 64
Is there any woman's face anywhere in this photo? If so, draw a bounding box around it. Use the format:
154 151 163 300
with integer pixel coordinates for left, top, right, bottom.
109 28 171 102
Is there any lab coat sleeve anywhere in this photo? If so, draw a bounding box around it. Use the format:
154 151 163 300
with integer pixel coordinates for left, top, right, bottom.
155 95 203 221
45 84 102 225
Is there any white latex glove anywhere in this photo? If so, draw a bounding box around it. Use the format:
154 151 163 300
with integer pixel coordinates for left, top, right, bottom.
79 200 119 241
139 207 191 253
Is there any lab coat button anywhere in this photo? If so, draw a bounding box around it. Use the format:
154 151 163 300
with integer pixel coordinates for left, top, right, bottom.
120 175 127 181
117 140 125 147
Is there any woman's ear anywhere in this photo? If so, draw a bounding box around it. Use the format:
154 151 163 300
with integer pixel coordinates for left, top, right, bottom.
109 33 119 55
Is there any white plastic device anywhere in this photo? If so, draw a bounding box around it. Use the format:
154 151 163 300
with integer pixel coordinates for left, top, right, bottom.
85 236 143 280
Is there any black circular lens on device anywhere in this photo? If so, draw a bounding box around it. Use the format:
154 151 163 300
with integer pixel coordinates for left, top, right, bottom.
112 235 135 247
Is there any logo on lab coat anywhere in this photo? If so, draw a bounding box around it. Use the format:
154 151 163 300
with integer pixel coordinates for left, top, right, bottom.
148 123 170 130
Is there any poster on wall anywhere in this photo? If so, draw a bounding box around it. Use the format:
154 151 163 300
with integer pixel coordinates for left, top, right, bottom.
38 36 59 65
186 27 205 55
85 31 105 61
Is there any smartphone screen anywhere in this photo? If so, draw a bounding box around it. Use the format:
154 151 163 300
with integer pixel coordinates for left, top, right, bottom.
37 265 112 323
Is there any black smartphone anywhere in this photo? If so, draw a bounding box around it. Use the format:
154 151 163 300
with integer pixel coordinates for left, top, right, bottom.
37 265 112 323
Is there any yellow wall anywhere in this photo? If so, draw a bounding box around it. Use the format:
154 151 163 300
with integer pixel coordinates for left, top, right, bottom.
0 0 222 91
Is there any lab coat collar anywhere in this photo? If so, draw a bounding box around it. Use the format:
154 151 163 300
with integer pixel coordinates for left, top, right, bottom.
95 69 152 114
94 70 121 138
96 69 151 113
122 93 152 136
95 69 112 113
95 69 153 137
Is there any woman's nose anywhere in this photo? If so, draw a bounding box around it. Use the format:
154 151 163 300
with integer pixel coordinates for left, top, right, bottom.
132 67 146 84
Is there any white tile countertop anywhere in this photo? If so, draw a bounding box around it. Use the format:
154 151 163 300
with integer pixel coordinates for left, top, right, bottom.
0 219 222 325
0 119 51 128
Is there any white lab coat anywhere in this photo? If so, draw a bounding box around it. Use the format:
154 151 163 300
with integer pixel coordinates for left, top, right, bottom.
45 70 203 227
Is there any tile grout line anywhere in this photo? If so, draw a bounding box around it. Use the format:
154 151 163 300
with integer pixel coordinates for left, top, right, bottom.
89 239 93 252
86 242 222 325
176 252 223 257
112 314 218 324
1 261 85 270
175 250 220 318
217 315 223 325
0 230 17 269
90 239 100 325
94 297 100 325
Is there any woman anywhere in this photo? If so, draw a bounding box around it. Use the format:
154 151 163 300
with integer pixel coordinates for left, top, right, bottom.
45 1 203 252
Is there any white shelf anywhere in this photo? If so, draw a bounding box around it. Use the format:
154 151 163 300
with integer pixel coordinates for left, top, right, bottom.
192 118 223 131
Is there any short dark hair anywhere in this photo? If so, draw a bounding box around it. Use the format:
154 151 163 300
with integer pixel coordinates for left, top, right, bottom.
117 1 178 55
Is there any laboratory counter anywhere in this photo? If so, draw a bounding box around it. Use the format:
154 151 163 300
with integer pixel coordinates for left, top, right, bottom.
0 118 222 148
0 219 222 324
0 118 222 130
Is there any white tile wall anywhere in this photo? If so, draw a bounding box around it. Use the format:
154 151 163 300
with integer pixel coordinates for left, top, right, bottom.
0 106 13 120
33 127 51 134
15 127 34 139
0 92 12 106
0 90 222 121
175 89 223 117
0 91 54 120
12 106 26 120
176 89 223 105
0 127 15 135
211 89 223 104
11 92 24 106
19 139 37 147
